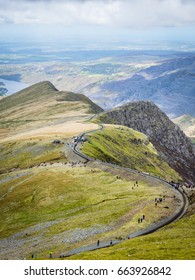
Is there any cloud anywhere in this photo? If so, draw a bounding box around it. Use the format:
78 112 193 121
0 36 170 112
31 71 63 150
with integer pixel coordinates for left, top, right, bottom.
0 0 195 28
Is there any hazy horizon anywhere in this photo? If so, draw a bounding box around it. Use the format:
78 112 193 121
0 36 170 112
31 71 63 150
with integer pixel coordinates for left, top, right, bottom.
0 0 195 51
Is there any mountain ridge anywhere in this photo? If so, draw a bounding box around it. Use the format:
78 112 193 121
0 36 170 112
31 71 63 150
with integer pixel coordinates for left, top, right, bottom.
0 81 103 114
0 81 103 141
96 101 195 184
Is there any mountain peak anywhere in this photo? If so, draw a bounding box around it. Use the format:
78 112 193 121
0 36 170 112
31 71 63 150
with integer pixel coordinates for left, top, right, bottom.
21 81 58 93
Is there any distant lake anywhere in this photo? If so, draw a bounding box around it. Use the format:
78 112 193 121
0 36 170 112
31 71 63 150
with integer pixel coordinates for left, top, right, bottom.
0 78 29 95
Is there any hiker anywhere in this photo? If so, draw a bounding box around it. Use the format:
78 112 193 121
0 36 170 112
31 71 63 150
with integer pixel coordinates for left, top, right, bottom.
110 240 113 245
49 252 53 258
97 240 100 246
142 215 145 220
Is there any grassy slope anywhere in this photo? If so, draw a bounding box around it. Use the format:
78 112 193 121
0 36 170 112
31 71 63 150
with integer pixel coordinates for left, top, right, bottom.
68 212 195 260
0 81 103 138
0 81 101 173
0 165 176 259
0 81 103 118
82 125 181 182
0 138 66 173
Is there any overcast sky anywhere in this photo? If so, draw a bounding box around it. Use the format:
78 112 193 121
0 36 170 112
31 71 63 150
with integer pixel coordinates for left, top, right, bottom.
0 0 195 46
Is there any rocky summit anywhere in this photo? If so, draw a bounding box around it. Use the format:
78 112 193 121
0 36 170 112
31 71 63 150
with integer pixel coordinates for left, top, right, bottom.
97 101 195 184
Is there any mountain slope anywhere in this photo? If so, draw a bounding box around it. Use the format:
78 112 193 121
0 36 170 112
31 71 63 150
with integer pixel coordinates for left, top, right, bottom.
82 125 181 182
0 81 193 260
96 101 195 184
0 80 103 117
88 55 195 117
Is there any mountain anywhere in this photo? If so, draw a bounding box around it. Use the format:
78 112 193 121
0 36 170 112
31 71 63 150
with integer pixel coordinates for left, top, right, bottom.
0 81 104 173
0 81 103 138
1 81 194 260
86 55 195 118
97 101 195 184
0 80 103 116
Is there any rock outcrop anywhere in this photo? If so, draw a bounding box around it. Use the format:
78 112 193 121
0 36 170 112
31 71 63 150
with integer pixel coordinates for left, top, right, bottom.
98 101 195 183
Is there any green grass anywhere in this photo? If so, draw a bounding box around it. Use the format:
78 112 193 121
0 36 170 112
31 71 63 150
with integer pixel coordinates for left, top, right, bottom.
0 165 176 259
82 125 181 182
67 213 195 260
0 139 66 173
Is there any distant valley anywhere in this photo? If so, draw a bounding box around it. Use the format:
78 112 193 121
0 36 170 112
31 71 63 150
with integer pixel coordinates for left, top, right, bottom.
173 115 195 142
94 55 195 118
1 46 195 118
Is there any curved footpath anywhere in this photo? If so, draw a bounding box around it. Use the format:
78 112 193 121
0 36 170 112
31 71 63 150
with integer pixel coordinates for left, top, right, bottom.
60 124 189 258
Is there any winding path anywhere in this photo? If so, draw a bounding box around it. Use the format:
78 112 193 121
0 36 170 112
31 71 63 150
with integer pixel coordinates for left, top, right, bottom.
60 123 188 258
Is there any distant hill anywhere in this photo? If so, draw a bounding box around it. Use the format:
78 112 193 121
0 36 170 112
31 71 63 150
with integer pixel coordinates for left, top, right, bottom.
86 55 195 118
173 115 195 140
96 101 195 184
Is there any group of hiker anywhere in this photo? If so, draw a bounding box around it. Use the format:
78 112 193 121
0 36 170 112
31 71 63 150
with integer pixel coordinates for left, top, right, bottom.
132 181 139 189
138 214 145 223
155 195 165 207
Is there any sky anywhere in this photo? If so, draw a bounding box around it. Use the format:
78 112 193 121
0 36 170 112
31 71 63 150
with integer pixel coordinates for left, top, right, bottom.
0 0 195 48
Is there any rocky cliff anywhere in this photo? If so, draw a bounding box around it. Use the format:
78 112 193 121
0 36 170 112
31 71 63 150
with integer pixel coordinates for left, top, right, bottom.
97 101 195 184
